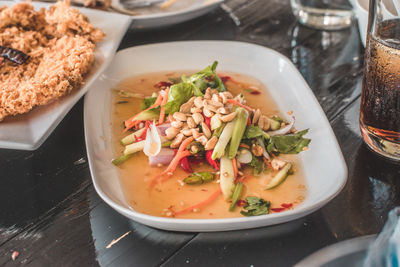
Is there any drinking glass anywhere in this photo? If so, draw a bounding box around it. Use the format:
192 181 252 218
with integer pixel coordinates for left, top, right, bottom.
360 0 400 160
290 0 355 30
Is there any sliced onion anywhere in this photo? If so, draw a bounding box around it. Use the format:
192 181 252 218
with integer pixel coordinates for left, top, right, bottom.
149 148 175 166
144 122 161 157
157 123 171 136
237 148 252 164
267 116 295 136
257 137 270 161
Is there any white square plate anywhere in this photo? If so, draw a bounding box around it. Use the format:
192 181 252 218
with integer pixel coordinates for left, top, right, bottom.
84 41 348 232
0 1 131 150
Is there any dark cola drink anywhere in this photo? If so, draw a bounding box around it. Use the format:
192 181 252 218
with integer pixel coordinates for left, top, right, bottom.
360 19 400 159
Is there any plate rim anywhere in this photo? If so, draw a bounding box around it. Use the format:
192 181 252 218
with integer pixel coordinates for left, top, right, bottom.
0 1 131 150
84 40 348 231
295 235 376 266
111 0 224 19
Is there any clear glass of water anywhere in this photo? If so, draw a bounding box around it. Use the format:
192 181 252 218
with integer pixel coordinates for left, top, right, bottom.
290 0 355 30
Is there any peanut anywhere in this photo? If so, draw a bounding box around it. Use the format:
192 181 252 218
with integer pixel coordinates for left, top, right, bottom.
171 120 183 128
179 102 192 113
173 112 187 121
261 115 270 131
208 100 223 108
221 91 233 99
182 128 193 136
212 94 221 103
187 116 196 128
204 104 217 113
220 111 237 122
271 159 287 171
171 133 185 148
166 127 180 140
201 122 212 139
192 112 204 125
191 107 202 114
252 109 261 124
192 128 201 139
205 136 218 150
251 144 264 156
203 107 214 118
217 107 229 115
196 135 208 146
194 97 203 108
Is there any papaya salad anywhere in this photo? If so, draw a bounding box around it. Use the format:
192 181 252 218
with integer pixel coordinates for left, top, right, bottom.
111 62 311 219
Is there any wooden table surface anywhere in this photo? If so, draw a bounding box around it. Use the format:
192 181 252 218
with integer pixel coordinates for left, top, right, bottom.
1 0 400 266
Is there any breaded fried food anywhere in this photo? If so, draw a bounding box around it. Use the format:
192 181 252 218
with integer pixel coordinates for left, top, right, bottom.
0 1 104 121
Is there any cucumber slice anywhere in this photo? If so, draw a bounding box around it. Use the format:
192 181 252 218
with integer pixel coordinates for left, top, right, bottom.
268 118 281 130
265 162 292 190
220 156 235 200
123 140 146 155
121 127 146 145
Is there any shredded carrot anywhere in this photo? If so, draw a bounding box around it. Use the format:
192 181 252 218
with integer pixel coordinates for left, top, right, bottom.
239 143 250 149
227 99 253 112
173 189 222 216
232 158 238 178
149 137 195 188
247 116 251 125
164 150 191 177
262 156 273 170
159 87 170 124
150 150 191 187
177 136 194 154
124 94 163 131
124 120 141 133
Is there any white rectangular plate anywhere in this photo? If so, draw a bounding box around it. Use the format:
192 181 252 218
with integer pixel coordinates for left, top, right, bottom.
0 1 131 150
84 41 348 232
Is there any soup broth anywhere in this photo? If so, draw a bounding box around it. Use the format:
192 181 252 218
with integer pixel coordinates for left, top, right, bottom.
112 71 307 219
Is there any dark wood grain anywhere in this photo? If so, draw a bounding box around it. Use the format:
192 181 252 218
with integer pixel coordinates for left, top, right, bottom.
161 213 336 267
0 99 90 245
0 0 398 266
323 98 400 239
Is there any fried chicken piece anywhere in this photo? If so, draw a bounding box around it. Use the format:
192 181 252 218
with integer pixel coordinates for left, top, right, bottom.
0 1 104 121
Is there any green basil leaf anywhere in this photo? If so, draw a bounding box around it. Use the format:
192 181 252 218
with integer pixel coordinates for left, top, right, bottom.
244 125 264 139
240 196 270 216
249 155 264 175
141 96 157 110
188 61 226 93
164 82 194 114
269 129 311 154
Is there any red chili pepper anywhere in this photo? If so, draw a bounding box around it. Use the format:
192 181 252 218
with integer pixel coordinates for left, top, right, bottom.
271 207 286 212
202 113 212 127
173 149 193 173
205 150 220 170
271 203 293 213
154 81 173 88
250 91 261 95
188 156 203 165
179 156 193 173
236 199 246 207
136 121 151 141
219 75 231 83
281 203 293 209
